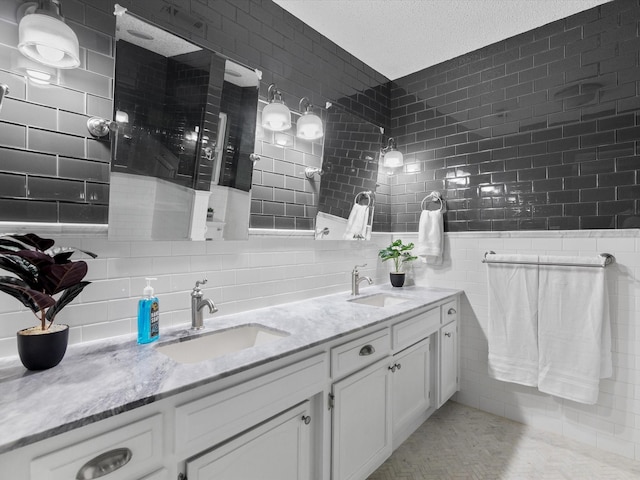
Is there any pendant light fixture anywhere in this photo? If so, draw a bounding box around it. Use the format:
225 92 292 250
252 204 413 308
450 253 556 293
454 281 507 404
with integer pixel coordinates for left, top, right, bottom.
296 97 324 140
17 0 80 69
262 83 291 132
381 137 404 168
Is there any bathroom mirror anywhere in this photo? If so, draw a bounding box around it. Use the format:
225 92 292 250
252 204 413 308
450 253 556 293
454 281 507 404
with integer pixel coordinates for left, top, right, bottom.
108 9 259 241
315 104 383 240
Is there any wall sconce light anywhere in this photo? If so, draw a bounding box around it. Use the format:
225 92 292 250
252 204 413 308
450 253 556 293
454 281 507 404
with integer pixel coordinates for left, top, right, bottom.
11 51 57 85
17 0 80 69
297 97 323 140
381 137 404 168
304 167 324 179
262 83 291 131
115 110 129 124
87 117 116 137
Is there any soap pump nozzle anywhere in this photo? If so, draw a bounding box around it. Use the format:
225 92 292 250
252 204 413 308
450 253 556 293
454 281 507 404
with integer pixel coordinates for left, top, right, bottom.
143 277 157 297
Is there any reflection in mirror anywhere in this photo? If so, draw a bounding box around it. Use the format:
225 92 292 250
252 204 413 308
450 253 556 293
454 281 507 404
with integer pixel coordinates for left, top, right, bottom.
207 60 259 240
315 104 383 240
249 103 324 232
108 9 258 241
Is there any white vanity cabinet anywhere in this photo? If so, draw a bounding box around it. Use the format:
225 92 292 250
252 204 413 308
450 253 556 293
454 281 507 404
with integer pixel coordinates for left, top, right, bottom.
390 338 431 445
388 306 439 447
439 299 459 407
330 329 392 480
0 408 167 480
175 352 327 480
331 356 392 480
0 290 461 480
186 401 313 480
331 295 461 480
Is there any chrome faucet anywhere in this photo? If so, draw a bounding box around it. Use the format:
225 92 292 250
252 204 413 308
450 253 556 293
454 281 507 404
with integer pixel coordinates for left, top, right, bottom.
351 264 373 295
190 279 218 330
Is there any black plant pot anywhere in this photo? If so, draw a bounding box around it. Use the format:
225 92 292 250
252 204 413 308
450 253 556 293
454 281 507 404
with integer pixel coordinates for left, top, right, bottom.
389 272 405 287
17 324 69 370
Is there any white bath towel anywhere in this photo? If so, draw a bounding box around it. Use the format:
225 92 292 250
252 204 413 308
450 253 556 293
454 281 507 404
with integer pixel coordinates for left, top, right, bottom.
415 210 443 265
537 255 612 405
486 254 539 386
342 204 369 240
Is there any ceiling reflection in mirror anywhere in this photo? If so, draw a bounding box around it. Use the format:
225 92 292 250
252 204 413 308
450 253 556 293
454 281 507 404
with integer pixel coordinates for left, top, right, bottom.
315 104 383 240
108 8 259 241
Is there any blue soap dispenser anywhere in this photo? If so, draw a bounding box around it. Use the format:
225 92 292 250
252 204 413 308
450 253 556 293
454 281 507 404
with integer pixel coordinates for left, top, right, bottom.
137 277 159 344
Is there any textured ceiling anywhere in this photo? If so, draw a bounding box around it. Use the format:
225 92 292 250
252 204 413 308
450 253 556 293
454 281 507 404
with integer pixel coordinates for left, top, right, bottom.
273 0 611 80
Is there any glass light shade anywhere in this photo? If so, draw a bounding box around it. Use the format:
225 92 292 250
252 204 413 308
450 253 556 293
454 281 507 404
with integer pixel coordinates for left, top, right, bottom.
262 101 291 131
383 149 404 168
18 13 80 69
296 112 323 140
115 110 129 123
25 68 52 84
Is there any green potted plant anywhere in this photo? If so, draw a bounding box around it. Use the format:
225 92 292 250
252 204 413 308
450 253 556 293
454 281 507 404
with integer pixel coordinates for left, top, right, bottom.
0 233 96 370
378 239 417 287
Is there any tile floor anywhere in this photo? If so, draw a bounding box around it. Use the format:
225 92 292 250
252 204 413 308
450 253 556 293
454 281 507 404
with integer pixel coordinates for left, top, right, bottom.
368 401 640 479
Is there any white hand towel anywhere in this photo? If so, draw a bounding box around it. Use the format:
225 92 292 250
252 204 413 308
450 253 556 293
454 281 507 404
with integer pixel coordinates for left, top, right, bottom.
537 255 612 405
486 254 539 386
342 204 369 240
415 210 443 265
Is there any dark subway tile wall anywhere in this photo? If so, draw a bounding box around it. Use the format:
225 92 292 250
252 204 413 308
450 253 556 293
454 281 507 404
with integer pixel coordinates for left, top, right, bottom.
390 0 640 232
0 0 390 230
318 106 382 221
113 41 220 191
115 0 392 231
0 0 113 225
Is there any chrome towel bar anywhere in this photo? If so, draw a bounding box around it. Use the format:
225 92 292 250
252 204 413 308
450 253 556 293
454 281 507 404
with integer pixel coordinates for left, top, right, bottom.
482 251 615 268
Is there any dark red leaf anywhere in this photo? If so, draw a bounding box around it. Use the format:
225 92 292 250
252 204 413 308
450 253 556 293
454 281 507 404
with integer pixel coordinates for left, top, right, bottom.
40 261 88 295
0 237 27 252
46 281 91 322
52 251 74 264
0 278 55 313
50 246 98 263
0 254 39 288
7 233 55 252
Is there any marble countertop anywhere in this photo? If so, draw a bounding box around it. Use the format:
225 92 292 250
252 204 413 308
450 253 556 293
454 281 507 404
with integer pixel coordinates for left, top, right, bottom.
0 284 460 454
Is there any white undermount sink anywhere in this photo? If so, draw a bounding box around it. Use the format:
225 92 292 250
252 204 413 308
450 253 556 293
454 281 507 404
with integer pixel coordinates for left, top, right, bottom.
157 324 289 364
349 293 410 308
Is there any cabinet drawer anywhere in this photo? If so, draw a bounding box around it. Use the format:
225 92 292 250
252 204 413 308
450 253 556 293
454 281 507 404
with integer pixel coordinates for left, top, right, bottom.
30 414 164 480
175 353 326 456
441 299 458 325
331 329 390 379
392 308 439 351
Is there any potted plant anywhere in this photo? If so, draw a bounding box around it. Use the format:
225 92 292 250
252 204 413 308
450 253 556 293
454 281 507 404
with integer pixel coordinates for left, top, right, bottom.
0 233 96 370
378 239 417 287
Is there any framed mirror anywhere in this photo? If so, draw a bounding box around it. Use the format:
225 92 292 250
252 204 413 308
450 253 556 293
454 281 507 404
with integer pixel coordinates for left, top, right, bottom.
108 7 259 241
315 104 383 240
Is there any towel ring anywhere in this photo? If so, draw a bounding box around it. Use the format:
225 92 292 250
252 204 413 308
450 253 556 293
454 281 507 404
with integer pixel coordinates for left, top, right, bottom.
421 191 444 212
354 190 373 207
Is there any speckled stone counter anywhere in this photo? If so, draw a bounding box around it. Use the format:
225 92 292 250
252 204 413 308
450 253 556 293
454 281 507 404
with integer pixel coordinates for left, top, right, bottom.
0 284 460 454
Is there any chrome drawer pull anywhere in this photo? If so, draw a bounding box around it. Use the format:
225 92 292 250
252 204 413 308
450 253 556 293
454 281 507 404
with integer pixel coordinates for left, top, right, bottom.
448 308 457 315
76 447 132 479
359 344 375 356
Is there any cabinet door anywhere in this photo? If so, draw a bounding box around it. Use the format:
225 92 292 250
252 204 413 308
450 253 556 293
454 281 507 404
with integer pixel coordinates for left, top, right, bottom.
439 319 458 406
186 402 311 480
391 338 430 442
332 357 392 480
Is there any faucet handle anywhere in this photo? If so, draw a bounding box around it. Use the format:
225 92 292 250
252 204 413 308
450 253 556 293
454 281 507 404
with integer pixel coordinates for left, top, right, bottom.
194 279 208 289
353 264 366 273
